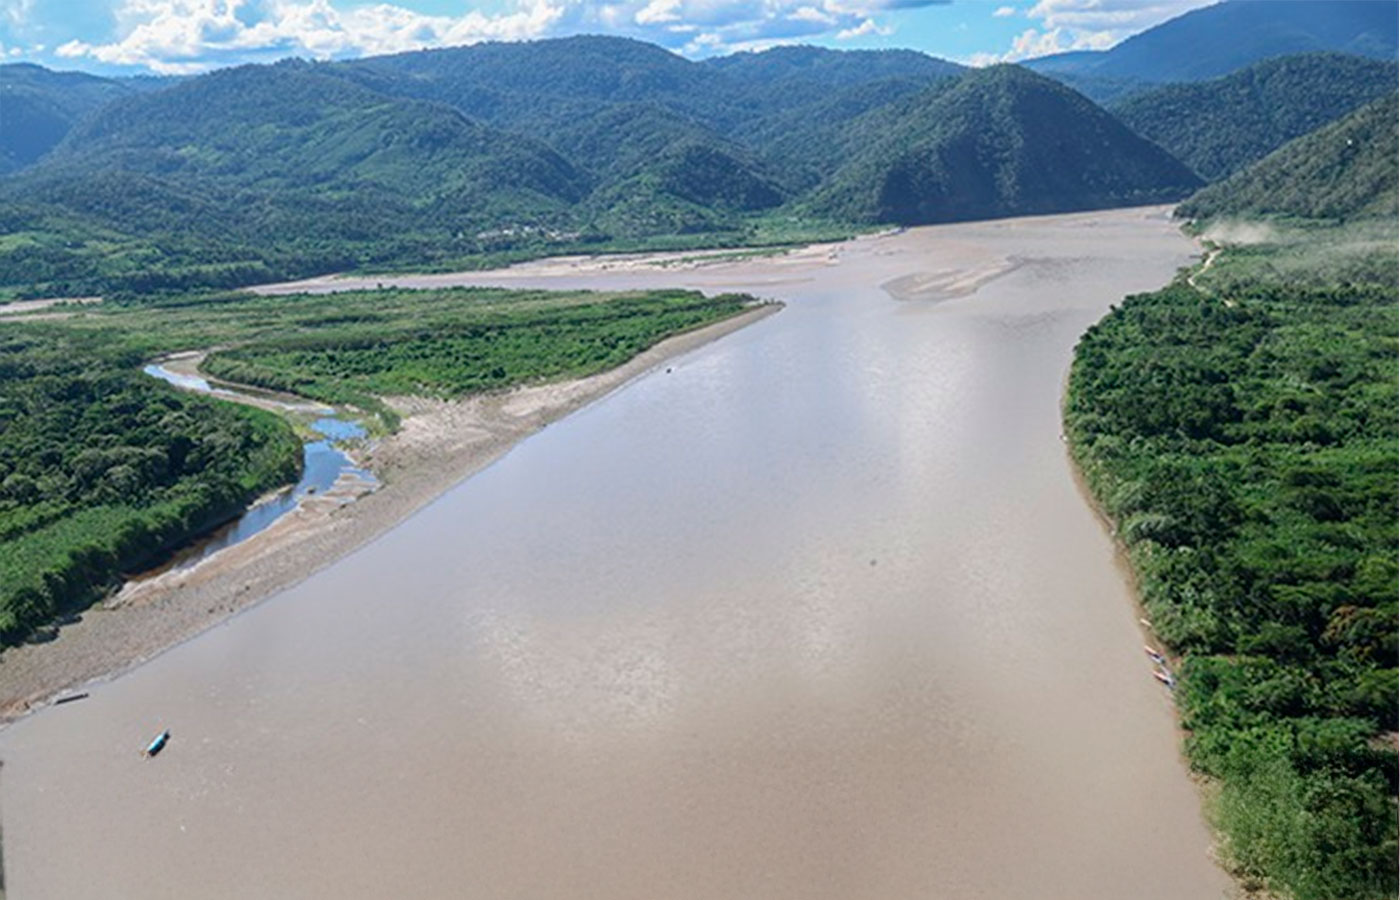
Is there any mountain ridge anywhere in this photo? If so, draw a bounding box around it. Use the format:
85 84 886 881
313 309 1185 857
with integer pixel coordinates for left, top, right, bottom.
0 31 1357 297
809 65 1201 225
1112 52 1398 182
1024 0 1398 102
1177 92 1399 222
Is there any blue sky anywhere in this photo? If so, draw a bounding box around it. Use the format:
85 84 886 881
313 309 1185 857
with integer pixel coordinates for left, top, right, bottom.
0 0 1217 74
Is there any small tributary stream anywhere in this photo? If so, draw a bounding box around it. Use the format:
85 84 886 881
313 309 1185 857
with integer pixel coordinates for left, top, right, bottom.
138 361 377 574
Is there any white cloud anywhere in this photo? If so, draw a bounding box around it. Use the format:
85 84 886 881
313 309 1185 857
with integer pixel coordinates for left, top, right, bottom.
1007 26 1063 58
836 17 889 39
680 29 723 54
789 6 837 26
992 5 1015 17
1003 22 1112 58
634 0 682 26
46 0 953 71
53 0 565 73
972 0 1215 64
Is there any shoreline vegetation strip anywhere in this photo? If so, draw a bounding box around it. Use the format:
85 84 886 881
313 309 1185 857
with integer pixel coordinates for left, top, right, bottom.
0 286 762 645
1064 219 1398 900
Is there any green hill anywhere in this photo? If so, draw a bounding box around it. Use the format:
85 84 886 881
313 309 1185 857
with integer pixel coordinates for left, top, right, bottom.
0 64 134 174
0 60 594 294
809 65 1201 225
323 40 885 229
1177 93 1399 222
43 60 585 210
356 36 729 116
702 44 962 108
0 39 1227 296
336 35 746 149
335 39 954 209
702 44 960 83
1113 54 1397 182
349 39 960 137
729 77 944 185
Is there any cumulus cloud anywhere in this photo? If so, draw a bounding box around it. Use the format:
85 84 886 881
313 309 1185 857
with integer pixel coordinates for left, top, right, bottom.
836 16 889 39
991 5 1014 17
47 0 951 72
975 0 1214 64
634 0 682 25
54 0 565 73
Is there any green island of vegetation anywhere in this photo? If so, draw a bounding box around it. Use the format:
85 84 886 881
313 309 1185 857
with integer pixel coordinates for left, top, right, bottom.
1065 94 1398 899
0 286 758 644
0 326 300 643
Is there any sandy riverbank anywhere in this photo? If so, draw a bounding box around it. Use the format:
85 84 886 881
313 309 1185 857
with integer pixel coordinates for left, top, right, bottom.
249 242 847 295
0 303 780 722
0 296 102 324
879 255 1025 303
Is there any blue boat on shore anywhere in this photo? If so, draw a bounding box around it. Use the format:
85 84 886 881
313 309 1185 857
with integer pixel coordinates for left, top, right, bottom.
144 729 170 758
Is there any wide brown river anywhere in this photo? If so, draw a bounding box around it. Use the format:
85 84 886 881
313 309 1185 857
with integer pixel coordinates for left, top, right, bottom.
1 207 1230 898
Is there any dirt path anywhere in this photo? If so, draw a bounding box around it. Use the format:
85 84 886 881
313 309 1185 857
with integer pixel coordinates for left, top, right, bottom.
1187 244 1222 292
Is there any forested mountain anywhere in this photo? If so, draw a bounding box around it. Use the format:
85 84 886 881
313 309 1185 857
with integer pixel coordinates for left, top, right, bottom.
0 64 134 174
343 38 961 135
1113 53 1397 182
1177 93 1399 222
14 25 1390 297
701 44 964 101
43 61 585 209
0 59 601 294
808 65 1200 225
1025 0 1398 102
344 36 734 127
725 76 936 184
0 38 1212 297
331 39 960 205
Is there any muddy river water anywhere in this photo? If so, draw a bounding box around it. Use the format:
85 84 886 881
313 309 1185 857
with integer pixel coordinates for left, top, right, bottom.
1 207 1230 898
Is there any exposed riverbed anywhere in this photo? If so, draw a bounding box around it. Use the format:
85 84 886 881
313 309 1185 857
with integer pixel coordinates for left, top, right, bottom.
0 207 1227 898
